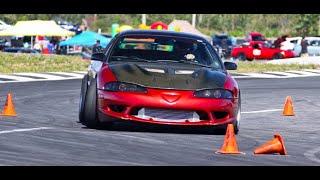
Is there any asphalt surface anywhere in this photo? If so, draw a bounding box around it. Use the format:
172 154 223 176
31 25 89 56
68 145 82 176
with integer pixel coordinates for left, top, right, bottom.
0 76 320 165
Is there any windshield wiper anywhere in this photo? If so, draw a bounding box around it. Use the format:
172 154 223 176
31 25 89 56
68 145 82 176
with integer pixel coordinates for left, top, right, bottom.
177 59 212 68
111 56 153 62
155 59 213 68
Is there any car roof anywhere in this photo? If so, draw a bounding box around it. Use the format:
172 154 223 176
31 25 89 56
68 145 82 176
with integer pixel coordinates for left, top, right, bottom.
305 37 320 40
286 37 302 41
117 30 209 43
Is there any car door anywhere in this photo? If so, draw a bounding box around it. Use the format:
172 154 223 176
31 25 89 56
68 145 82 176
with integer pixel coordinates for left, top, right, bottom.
307 40 319 56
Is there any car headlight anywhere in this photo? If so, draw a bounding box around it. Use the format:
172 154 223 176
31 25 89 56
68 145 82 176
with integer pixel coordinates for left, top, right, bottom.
194 89 233 99
104 82 147 93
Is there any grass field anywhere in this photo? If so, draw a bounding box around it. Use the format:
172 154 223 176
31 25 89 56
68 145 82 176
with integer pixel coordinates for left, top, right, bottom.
235 61 320 73
0 52 90 74
0 52 319 74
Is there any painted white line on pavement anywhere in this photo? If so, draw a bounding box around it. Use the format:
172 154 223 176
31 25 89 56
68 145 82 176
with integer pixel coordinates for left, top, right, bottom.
243 73 279 78
14 73 65 80
264 71 301 77
242 109 283 114
0 74 34 81
304 146 320 164
48 72 85 78
304 69 320 74
286 70 320 76
0 127 54 135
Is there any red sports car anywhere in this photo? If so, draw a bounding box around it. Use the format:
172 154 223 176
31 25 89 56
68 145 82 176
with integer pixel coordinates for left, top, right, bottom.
79 30 241 133
232 41 295 61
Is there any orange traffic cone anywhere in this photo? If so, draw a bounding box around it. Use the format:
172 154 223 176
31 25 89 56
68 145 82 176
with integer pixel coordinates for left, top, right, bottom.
254 134 287 155
283 96 294 116
216 124 244 154
1 93 17 117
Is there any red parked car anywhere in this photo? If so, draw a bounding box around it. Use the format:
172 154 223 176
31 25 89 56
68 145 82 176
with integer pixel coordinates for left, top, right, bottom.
79 30 241 134
231 41 295 61
246 32 266 42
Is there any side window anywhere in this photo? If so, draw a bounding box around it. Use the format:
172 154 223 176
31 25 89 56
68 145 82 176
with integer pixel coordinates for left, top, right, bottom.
310 40 317 46
205 43 223 69
290 40 297 44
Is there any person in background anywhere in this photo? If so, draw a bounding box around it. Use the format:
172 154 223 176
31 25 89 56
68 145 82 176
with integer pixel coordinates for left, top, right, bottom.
23 42 29 48
48 41 55 54
34 42 41 51
273 35 288 48
92 40 102 53
301 36 309 57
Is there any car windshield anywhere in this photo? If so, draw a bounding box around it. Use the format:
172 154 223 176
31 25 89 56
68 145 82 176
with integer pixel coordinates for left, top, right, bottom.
109 34 222 69
252 35 265 41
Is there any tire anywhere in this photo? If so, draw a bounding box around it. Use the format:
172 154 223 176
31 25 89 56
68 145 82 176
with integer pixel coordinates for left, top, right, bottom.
79 74 88 123
272 53 283 60
236 53 247 61
233 93 241 134
216 93 240 135
81 77 101 129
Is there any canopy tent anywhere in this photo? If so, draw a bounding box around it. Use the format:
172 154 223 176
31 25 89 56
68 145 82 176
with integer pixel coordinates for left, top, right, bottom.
169 20 212 43
59 31 111 48
0 20 75 37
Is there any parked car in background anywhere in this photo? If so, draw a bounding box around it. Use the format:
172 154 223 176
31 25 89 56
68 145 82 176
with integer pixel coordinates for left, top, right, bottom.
236 38 246 46
280 37 302 57
57 20 82 34
305 37 320 56
246 32 267 43
231 41 295 61
0 20 11 31
3 47 40 54
212 34 236 59
0 39 10 51
280 37 320 57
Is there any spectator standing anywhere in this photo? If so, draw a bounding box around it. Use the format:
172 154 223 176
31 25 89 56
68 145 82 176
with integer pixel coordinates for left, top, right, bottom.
301 37 309 57
48 41 55 54
274 35 288 48
92 40 102 53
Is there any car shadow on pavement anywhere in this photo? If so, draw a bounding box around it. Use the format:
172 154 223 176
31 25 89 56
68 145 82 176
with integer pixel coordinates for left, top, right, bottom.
87 121 227 135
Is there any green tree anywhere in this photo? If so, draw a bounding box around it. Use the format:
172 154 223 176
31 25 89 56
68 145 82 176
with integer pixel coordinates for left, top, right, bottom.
294 14 319 36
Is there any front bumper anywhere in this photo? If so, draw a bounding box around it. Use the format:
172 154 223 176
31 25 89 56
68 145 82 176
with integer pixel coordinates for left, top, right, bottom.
97 88 239 126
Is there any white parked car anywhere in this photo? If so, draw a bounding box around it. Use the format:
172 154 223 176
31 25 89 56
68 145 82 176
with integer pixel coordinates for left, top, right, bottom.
305 37 320 56
281 36 320 57
0 20 11 31
280 37 302 57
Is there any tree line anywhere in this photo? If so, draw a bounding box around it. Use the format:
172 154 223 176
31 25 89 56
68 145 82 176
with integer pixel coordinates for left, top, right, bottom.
0 14 319 37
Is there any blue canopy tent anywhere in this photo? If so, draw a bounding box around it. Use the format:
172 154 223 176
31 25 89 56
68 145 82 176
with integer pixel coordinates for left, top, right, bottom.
59 31 111 47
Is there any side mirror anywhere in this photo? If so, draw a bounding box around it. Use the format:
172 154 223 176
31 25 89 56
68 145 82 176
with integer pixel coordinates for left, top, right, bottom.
224 61 237 70
91 52 105 61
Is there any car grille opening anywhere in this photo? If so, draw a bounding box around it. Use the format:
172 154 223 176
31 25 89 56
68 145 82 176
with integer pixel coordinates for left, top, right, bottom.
212 111 228 120
196 111 209 120
108 105 126 113
132 108 208 122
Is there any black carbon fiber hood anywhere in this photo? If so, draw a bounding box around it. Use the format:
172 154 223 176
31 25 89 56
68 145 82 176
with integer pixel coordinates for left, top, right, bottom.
108 63 226 90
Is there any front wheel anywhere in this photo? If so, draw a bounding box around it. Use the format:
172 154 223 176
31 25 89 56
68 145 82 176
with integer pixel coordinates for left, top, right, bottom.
272 53 283 60
234 93 241 134
79 74 88 123
236 53 247 61
81 78 101 129
233 106 240 134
